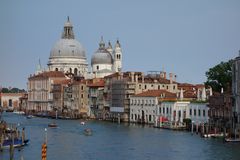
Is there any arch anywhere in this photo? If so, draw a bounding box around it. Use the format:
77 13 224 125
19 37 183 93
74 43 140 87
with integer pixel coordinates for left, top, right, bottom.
74 68 78 75
9 99 12 107
69 68 72 73
55 68 58 71
118 54 121 59
141 110 145 123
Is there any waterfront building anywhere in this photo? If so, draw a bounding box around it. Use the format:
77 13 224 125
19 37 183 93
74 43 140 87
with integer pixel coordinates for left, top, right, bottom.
87 79 105 119
72 78 89 118
90 37 122 78
208 92 232 132
48 17 88 78
130 89 209 126
232 53 240 133
0 93 25 110
19 93 28 111
51 79 70 115
130 90 176 124
27 71 68 114
105 71 179 122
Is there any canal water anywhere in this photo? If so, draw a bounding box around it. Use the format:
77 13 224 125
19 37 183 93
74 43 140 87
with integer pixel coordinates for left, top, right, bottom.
1 112 240 160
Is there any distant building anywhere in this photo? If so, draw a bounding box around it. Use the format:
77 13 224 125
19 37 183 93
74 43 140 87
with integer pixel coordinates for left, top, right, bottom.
130 89 209 126
27 71 68 114
87 79 105 119
208 92 232 132
0 93 25 110
232 53 240 133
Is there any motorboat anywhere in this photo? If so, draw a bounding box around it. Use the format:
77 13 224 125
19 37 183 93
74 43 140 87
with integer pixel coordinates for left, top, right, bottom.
48 122 58 128
80 121 85 125
84 128 92 136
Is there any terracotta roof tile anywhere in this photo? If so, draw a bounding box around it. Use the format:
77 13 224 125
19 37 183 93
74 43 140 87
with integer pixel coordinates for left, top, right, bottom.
133 89 177 98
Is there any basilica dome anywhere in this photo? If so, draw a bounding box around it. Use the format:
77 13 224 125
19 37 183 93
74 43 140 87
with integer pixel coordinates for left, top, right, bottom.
50 39 86 59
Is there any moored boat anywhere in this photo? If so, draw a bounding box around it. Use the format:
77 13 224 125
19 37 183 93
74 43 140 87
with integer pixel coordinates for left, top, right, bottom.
225 138 240 142
2 139 29 149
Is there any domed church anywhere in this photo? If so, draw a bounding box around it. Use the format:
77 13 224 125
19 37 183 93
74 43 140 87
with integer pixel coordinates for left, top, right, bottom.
48 17 88 77
91 37 122 78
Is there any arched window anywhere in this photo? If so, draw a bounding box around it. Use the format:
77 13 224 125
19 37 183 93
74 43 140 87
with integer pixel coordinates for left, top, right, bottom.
9 99 12 107
74 68 78 75
118 54 121 59
96 66 99 70
69 68 72 73
55 68 58 71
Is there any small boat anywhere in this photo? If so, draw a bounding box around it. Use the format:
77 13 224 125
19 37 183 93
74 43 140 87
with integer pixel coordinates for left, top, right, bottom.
225 138 240 142
2 139 29 149
48 122 58 128
80 121 85 125
84 128 92 136
26 115 34 119
13 111 25 115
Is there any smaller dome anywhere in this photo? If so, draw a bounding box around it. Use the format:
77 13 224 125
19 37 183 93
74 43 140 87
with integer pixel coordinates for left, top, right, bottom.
91 48 113 65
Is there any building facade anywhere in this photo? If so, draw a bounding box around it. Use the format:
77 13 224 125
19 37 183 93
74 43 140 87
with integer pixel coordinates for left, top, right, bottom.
27 71 67 114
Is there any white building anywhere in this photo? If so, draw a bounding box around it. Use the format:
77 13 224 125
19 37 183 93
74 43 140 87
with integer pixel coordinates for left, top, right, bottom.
130 90 176 124
158 101 209 126
48 17 88 77
130 90 209 126
91 37 122 78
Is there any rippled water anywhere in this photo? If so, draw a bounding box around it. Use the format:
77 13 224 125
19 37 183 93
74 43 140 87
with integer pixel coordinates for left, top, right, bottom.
1 112 240 160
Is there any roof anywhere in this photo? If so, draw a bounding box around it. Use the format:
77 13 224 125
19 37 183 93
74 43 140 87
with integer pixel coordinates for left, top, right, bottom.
87 80 105 87
53 79 71 85
133 90 177 98
0 93 25 97
29 71 66 80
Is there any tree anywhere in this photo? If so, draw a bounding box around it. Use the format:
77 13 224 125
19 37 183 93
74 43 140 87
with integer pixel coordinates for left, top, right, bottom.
205 60 233 92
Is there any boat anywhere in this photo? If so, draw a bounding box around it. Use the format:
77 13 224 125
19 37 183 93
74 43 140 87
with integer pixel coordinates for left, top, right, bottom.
84 128 92 136
202 133 225 138
48 122 58 128
13 111 25 115
80 121 85 125
26 115 34 119
225 138 240 142
2 139 29 149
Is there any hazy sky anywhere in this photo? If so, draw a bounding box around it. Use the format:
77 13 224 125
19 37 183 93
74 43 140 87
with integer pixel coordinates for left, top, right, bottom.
0 0 239 89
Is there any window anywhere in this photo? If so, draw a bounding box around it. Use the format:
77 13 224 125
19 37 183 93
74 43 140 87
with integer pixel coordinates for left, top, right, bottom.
81 86 84 90
131 114 133 120
163 107 165 114
173 85 175 90
178 110 181 117
96 66 99 70
81 94 83 98
167 107 169 114
194 109 196 116
139 84 141 89
145 85 147 89
190 109 192 116
203 110 206 117
167 86 169 89
158 85 160 89
198 109 201 116
159 107 161 114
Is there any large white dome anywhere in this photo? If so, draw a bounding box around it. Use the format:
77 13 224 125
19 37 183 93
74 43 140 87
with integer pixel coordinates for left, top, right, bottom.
50 39 86 59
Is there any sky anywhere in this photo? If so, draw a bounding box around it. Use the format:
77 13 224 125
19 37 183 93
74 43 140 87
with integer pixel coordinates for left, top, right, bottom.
0 0 239 89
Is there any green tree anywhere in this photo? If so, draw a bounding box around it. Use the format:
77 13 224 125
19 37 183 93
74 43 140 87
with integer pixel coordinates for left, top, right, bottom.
205 60 233 92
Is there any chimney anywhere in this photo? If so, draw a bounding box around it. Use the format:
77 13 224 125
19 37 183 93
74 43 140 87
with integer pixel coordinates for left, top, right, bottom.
174 74 177 82
142 72 144 83
169 73 173 84
135 74 138 83
131 72 134 82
